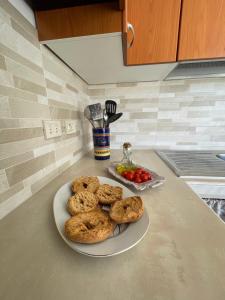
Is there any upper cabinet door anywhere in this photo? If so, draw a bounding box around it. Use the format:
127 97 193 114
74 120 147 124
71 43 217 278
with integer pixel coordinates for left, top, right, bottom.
36 3 122 41
123 0 182 65
178 0 225 61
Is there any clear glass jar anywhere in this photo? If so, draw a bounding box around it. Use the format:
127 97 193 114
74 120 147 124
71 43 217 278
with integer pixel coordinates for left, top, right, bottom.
120 142 136 168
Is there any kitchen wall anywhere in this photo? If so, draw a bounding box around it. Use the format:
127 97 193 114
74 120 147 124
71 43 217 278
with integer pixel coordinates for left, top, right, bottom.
88 78 225 150
0 1 91 219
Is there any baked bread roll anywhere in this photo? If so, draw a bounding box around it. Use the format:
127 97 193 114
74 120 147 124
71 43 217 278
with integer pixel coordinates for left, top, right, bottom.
96 184 123 204
67 191 98 216
71 176 100 194
65 209 115 244
109 196 144 223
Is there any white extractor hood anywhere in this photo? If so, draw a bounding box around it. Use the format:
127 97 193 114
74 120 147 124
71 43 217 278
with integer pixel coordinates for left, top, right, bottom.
46 32 225 84
46 33 177 85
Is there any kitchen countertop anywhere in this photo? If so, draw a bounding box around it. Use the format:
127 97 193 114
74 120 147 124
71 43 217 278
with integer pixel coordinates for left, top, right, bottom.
0 150 225 300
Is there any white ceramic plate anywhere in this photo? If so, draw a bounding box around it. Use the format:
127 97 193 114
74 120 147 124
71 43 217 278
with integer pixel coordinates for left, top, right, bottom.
53 176 150 257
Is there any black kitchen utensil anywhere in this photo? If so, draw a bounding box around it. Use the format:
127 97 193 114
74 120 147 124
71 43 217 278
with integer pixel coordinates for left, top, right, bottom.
107 112 123 127
105 100 117 118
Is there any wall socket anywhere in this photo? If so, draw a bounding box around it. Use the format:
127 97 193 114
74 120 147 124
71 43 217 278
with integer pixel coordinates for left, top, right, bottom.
65 120 76 134
43 120 62 139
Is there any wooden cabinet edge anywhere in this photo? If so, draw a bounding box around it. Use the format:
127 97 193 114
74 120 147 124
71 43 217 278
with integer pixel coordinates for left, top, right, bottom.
36 2 122 42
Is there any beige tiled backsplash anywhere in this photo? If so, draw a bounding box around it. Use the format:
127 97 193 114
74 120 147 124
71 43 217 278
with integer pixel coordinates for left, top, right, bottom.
0 1 225 219
0 1 91 219
88 79 225 150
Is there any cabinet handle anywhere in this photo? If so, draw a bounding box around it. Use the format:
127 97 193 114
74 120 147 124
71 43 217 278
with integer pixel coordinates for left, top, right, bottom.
127 22 135 48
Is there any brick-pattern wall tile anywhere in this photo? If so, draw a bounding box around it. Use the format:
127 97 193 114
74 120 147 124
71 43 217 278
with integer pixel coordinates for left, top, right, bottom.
0 1 90 219
89 79 225 150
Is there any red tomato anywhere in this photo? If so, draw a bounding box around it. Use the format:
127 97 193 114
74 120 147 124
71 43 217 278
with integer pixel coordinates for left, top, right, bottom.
141 173 150 182
135 171 141 176
126 171 135 181
122 171 129 178
134 175 142 183
135 168 144 175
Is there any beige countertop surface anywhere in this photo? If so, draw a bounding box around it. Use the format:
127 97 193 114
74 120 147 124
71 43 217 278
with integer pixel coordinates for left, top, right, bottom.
0 150 225 300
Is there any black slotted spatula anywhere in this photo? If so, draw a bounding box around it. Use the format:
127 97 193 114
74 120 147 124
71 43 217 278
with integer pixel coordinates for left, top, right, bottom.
107 112 123 127
105 100 117 118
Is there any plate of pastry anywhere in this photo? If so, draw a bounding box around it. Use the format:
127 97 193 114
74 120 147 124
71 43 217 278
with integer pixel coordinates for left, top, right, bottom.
53 176 150 257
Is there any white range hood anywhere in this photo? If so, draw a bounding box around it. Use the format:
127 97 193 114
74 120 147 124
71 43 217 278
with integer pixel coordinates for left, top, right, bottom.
46 32 225 84
46 33 177 85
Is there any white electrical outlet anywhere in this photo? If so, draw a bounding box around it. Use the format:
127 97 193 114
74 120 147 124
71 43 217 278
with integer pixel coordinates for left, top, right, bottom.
43 120 62 139
65 120 76 134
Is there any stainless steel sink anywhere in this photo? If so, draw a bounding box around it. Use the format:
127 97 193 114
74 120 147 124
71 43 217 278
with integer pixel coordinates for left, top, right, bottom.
217 154 225 161
156 151 225 177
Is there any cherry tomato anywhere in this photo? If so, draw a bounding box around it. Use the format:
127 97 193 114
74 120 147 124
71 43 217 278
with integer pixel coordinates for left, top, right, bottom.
126 171 135 181
134 175 142 183
141 172 148 177
122 171 129 178
135 168 144 175
141 173 150 182
135 171 142 176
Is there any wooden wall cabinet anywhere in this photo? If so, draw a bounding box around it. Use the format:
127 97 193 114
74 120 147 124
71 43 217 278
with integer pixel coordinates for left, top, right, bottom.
36 2 122 41
178 0 225 61
35 0 225 67
122 0 182 65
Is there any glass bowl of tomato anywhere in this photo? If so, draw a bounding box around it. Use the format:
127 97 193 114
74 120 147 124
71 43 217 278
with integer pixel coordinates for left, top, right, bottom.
108 162 165 191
